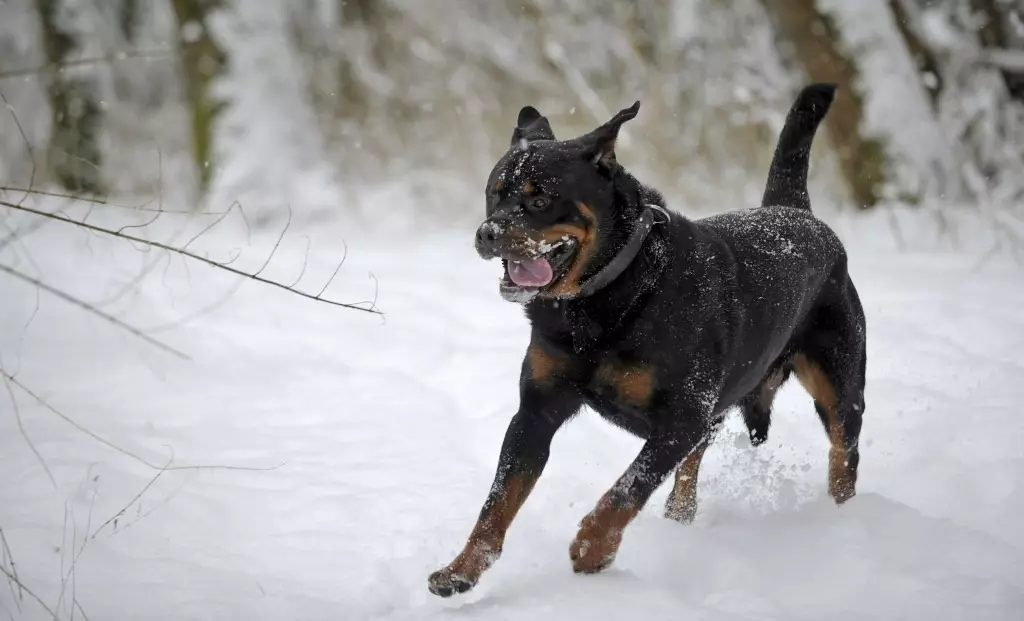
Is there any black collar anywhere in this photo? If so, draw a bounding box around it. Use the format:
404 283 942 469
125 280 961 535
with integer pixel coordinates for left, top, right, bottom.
575 204 670 298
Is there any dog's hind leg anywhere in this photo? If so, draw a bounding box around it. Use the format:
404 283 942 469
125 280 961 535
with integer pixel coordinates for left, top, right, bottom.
739 365 790 447
664 437 711 523
793 284 866 504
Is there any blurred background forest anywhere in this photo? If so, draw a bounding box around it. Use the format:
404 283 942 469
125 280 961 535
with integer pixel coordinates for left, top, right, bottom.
0 0 1022 226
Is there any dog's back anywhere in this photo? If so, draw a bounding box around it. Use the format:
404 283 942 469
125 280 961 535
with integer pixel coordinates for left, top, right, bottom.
687 84 866 470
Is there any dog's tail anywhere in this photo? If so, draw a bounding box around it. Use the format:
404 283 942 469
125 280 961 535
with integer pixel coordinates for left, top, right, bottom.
760 83 836 211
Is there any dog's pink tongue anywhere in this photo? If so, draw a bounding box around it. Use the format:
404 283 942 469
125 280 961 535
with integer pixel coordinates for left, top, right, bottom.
509 258 554 287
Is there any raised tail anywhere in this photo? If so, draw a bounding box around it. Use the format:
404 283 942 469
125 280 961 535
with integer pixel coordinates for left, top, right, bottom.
760 83 836 211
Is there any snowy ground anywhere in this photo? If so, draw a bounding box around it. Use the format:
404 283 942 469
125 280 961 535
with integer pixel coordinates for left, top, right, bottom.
1 206 1023 620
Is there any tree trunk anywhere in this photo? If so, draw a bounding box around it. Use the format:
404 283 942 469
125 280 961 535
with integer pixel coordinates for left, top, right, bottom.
337 0 383 122
34 0 105 195
762 0 887 209
970 0 1024 100
119 0 139 44
170 0 227 194
888 0 944 109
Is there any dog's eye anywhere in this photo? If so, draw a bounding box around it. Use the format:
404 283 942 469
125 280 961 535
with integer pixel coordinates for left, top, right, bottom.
527 196 550 211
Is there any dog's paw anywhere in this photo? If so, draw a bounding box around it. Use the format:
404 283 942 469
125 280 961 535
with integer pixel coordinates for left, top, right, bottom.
748 428 768 446
664 496 697 524
568 526 621 574
427 567 475 598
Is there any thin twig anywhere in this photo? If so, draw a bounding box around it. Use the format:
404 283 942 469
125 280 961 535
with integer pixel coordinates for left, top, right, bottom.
142 277 245 334
0 529 22 612
253 205 292 278
0 200 381 314
316 240 348 298
288 236 312 288
0 565 57 621
0 219 47 253
0 187 210 215
0 88 36 208
2 373 57 488
2 372 285 473
91 464 167 539
0 49 174 80
0 262 189 360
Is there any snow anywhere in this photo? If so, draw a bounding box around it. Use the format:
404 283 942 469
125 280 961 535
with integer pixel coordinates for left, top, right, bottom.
1 207 1023 620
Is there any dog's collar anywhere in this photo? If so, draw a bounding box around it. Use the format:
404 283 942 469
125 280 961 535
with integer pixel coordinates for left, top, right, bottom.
575 204 670 298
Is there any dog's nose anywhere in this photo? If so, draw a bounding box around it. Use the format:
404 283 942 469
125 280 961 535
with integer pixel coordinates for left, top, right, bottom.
475 219 507 258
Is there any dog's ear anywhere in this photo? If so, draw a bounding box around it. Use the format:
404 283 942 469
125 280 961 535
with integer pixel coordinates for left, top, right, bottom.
510 106 555 146
579 101 640 169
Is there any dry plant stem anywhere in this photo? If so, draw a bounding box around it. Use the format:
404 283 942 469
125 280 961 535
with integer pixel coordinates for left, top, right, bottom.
0 187 219 215
2 372 284 473
0 88 37 208
0 263 189 360
0 48 173 80
90 465 167 539
0 564 57 621
0 529 23 611
2 373 57 488
0 200 381 314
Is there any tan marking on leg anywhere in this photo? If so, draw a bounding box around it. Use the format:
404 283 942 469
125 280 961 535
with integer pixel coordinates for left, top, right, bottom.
665 442 708 523
545 202 597 298
527 342 562 385
569 492 639 574
793 354 856 503
436 475 535 587
594 360 655 408
759 367 786 410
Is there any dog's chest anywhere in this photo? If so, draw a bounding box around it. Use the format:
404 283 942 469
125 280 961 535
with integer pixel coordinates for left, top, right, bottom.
581 356 657 437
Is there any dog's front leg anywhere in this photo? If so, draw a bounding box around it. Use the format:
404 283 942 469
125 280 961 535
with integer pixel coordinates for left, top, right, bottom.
570 423 708 574
428 378 580 597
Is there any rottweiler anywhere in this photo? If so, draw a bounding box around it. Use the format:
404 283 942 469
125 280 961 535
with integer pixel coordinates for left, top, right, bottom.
428 83 866 597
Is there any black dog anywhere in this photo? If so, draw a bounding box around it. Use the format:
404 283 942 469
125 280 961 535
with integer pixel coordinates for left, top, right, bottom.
428 84 866 597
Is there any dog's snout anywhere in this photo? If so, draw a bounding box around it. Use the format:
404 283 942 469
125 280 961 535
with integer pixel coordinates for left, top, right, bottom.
475 219 507 258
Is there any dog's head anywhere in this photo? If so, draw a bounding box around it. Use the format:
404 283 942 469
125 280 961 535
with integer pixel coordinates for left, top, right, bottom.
475 102 641 303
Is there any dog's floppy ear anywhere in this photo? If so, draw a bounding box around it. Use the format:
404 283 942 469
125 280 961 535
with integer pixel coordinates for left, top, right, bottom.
510 106 555 147
579 101 640 169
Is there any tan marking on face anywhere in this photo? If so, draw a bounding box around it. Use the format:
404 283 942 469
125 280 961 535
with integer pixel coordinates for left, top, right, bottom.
569 492 639 574
440 474 536 585
527 342 562 385
521 181 533 194
665 442 708 523
793 354 856 503
494 180 504 191
594 360 655 408
544 202 597 298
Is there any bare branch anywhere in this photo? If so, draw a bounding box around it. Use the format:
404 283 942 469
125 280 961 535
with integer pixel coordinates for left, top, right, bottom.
0 187 204 215
253 204 292 278
0 529 22 613
2 373 57 488
0 263 189 360
0 564 57 621
316 240 348 298
91 464 167 539
0 219 47 254
0 88 37 208
288 236 312 288
0 200 382 314
0 49 174 81
2 372 285 474
142 277 245 334
982 48 1024 73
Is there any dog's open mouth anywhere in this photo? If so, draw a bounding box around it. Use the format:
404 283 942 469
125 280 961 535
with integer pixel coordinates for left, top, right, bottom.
499 237 578 303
